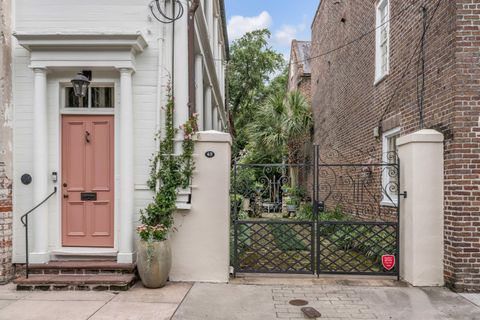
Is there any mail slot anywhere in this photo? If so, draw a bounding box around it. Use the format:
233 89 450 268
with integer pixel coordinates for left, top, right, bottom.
81 192 97 201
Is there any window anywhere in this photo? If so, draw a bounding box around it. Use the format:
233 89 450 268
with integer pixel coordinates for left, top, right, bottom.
375 0 390 83
381 127 400 206
65 85 114 109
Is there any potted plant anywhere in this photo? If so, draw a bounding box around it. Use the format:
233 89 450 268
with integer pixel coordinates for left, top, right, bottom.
136 84 196 288
286 196 299 213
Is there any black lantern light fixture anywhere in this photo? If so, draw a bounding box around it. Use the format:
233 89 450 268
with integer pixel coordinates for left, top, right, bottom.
71 72 91 98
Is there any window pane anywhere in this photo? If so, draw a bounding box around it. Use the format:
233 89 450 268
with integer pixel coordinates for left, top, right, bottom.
65 87 88 108
91 87 114 108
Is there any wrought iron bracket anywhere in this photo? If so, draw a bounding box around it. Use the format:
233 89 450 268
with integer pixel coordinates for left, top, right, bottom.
400 191 407 199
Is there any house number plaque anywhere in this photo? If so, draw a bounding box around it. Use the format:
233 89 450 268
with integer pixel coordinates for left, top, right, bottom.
205 151 215 158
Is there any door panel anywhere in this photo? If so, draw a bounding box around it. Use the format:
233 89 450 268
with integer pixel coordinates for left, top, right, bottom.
65 121 87 191
65 202 87 236
91 120 111 191
62 115 114 247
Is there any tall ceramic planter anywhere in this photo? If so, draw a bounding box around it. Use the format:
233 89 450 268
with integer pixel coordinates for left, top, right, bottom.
137 239 172 288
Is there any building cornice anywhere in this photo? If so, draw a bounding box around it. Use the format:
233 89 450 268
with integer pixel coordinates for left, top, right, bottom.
13 32 148 53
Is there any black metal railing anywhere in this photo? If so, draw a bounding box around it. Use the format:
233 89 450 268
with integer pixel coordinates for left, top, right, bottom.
20 187 57 278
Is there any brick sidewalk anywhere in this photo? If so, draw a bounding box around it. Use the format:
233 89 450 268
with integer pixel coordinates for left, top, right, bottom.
273 286 376 319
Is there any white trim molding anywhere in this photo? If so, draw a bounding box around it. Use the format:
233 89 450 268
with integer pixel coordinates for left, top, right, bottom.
381 127 400 207
14 32 148 70
374 0 390 85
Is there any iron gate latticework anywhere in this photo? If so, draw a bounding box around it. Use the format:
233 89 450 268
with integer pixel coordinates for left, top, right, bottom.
231 145 401 277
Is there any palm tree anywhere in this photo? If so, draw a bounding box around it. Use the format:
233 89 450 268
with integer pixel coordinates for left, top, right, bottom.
248 90 312 186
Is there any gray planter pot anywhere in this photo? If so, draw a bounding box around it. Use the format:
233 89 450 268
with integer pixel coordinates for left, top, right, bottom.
287 204 298 212
137 239 172 288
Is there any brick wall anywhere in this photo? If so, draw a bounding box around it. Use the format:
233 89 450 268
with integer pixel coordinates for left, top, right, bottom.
0 0 13 283
288 40 312 104
311 0 479 291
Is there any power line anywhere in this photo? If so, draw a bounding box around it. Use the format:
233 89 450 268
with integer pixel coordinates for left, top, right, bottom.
289 0 418 67
222 1 418 66
379 0 443 123
416 0 442 129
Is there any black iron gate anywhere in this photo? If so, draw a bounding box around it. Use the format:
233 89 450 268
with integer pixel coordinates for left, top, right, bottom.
231 145 401 277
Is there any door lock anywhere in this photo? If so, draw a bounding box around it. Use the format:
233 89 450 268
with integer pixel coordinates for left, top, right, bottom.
63 194 69 199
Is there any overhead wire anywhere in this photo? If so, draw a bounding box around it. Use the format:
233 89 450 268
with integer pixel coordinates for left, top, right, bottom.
379 0 443 124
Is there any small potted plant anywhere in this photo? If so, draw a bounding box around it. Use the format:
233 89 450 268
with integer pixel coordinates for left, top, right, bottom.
286 196 299 213
136 84 196 288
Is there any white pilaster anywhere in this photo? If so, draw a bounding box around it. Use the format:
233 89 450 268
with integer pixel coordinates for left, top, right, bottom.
118 68 134 263
204 86 213 130
212 105 218 131
206 0 214 48
174 8 189 151
213 17 218 63
30 67 49 264
195 54 205 131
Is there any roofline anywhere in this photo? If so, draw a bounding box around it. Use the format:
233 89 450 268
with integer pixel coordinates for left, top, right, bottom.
219 0 230 60
311 0 324 30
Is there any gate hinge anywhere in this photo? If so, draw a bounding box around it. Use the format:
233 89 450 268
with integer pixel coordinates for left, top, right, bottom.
400 191 407 199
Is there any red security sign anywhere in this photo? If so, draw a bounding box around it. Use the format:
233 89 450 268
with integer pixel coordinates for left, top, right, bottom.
382 255 396 271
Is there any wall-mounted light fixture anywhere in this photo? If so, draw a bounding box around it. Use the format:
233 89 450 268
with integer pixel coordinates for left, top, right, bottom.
71 72 91 99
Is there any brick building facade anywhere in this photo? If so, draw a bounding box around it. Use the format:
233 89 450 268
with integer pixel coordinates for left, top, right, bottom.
311 0 480 292
288 40 312 103
0 0 13 283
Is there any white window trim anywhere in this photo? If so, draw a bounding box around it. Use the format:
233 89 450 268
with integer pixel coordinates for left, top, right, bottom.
381 127 400 207
374 0 390 85
60 82 116 114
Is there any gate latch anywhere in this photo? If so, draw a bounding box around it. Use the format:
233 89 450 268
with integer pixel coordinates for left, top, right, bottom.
400 191 407 199
317 201 325 212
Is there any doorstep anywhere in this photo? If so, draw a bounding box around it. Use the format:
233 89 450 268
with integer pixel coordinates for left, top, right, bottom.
14 260 137 291
14 274 136 291
51 247 118 260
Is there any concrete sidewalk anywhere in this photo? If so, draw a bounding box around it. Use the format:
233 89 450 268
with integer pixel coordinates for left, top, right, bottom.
0 282 192 320
174 280 480 320
0 279 479 320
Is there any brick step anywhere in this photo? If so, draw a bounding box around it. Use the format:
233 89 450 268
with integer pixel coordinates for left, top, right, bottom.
14 274 136 291
26 260 135 275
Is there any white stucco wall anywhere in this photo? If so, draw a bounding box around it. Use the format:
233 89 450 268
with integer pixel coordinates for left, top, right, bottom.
11 0 228 263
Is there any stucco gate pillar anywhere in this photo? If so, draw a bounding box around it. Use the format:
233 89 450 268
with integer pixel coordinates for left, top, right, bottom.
397 129 444 286
170 131 231 282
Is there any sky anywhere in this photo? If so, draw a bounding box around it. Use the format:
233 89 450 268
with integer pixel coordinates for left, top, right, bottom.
225 0 319 58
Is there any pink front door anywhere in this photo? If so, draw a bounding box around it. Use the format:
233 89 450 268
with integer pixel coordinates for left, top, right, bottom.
62 115 114 247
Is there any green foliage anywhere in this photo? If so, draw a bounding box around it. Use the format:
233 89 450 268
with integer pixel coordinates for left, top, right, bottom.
325 225 396 267
285 197 298 206
228 29 285 157
137 83 197 242
296 202 314 221
231 166 257 196
271 224 308 251
319 206 347 222
316 207 396 268
229 210 251 264
247 90 312 164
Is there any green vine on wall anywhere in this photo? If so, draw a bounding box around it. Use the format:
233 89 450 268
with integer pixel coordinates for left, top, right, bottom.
137 82 198 242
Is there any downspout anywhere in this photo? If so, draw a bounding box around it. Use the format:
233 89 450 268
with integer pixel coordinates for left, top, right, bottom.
188 0 200 119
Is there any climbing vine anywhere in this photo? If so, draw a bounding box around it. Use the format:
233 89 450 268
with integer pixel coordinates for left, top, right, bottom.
137 82 197 243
